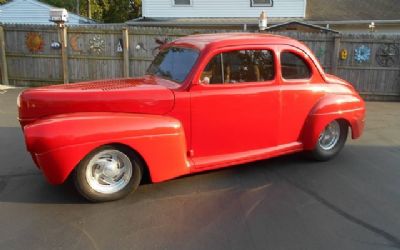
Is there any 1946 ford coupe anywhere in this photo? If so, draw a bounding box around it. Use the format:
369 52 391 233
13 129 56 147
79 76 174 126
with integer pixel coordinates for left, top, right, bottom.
18 33 365 202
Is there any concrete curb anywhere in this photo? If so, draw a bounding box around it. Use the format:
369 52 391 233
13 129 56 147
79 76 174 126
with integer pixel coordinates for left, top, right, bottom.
0 84 16 90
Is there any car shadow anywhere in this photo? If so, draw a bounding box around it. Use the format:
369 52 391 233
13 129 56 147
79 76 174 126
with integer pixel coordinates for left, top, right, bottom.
0 124 304 205
1 125 399 205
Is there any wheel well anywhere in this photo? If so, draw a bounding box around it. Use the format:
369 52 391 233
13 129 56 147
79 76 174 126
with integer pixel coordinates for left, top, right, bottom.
302 116 352 150
66 143 152 185
336 118 351 135
104 143 152 184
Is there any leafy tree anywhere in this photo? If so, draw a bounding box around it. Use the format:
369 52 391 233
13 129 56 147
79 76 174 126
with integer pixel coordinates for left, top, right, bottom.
99 0 140 23
40 0 77 12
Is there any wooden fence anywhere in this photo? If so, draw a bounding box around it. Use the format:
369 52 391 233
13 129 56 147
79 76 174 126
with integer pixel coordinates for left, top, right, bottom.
0 24 399 100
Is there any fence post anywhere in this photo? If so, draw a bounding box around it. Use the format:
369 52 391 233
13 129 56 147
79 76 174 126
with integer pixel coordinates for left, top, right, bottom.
0 26 9 85
331 34 341 74
122 27 130 78
60 25 69 83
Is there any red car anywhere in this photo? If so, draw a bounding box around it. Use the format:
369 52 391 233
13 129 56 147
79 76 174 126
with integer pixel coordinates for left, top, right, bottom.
18 33 365 202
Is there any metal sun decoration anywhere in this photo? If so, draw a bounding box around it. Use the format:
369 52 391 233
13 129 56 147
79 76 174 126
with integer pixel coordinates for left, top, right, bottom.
354 45 371 63
375 44 399 67
89 35 105 55
26 32 44 53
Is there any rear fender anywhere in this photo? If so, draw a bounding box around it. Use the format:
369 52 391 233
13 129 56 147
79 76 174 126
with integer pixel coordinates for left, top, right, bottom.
302 94 365 150
24 112 190 184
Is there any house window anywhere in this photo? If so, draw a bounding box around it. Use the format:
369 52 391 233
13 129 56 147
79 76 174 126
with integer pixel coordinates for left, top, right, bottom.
251 0 273 7
174 0 192 6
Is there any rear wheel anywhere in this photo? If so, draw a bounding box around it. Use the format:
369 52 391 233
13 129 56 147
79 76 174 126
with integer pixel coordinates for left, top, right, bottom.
73 145 142 202
309 120 348 161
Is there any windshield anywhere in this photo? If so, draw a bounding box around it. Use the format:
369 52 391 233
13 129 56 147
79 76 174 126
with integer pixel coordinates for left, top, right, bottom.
147 47 199 83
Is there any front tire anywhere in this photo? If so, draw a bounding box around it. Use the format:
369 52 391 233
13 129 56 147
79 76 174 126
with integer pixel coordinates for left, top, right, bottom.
73 145 142 202
309 120 348 161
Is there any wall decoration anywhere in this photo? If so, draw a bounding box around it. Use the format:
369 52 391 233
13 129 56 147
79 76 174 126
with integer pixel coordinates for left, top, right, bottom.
376 44 399 67
340 49 348 60
89 35 105 55
51 41 61 49
152 37 169 55
117 39 123 52
354 45 371 63
155 37 169 47
70 34 82 52
26 32 44 53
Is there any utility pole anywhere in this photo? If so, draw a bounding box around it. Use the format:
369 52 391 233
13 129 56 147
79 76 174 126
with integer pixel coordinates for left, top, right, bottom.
87 0 91 19
76 0 80 16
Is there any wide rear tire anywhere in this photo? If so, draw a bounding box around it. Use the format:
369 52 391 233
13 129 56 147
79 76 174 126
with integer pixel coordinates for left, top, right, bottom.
309 120 348 161
73 145 142 202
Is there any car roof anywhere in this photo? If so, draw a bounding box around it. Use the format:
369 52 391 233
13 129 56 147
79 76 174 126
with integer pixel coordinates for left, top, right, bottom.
168 32 327 83
169 32 306 51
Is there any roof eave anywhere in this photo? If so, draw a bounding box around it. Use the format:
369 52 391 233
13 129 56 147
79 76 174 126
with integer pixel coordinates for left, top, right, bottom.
265 21 339 33
308 20 400 25
126 19 299 27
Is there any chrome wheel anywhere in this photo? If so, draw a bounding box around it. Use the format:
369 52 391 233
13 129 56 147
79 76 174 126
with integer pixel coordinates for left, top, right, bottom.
318 120 341 151
85 149 133 194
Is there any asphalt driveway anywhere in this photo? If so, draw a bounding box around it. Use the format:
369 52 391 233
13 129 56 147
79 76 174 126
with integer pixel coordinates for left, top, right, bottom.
1 88 400 250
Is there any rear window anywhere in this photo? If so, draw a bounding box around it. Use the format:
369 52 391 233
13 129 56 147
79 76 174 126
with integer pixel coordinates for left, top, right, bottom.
281 52 311 79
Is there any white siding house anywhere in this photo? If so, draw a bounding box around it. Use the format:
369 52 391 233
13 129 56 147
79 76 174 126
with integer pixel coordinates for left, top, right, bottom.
142 0 306 18
0 0 93 25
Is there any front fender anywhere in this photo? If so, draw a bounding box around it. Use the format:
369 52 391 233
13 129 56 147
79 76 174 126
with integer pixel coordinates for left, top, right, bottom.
24 112 190 184
302 94 365 150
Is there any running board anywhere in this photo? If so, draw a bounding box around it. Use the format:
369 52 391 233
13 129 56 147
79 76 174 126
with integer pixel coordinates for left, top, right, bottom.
191 142 303 172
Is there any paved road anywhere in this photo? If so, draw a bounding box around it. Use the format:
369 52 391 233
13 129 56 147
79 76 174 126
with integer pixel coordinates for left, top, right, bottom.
1 88 400 250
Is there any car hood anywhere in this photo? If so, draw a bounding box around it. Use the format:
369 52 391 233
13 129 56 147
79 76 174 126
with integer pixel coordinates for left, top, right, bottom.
18 77 175 125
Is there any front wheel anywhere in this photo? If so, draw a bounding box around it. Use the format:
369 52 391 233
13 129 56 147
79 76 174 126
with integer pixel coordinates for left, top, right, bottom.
309 120 348 161
73 145 142 202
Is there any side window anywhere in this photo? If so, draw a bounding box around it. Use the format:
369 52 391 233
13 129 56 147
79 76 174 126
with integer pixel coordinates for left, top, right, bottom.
200 50 275 84
281 52 311 79
200 54 223 84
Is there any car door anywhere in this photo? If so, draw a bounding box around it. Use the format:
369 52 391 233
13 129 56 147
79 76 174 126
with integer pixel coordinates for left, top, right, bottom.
278 45 327 145
189 47 280 169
